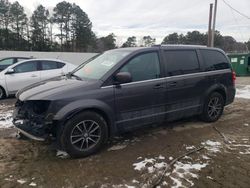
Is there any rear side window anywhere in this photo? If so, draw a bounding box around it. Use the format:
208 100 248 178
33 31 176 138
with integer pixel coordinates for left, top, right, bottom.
41 61 59 70
164 50 200 76
120 52 160 82
57 62 65 68
200 50 230 71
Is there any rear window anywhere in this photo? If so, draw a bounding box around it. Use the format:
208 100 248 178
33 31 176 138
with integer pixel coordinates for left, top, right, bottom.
164 50 200 76
200 50 230 71
41 61 65 70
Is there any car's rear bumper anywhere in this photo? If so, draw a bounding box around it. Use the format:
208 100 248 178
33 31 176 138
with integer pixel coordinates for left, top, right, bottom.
226 87 236 105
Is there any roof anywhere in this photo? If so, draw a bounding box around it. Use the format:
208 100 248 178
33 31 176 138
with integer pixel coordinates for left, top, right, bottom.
109 44 223 53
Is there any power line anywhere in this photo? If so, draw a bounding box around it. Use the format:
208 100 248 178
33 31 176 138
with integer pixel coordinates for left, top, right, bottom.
222 0 250 20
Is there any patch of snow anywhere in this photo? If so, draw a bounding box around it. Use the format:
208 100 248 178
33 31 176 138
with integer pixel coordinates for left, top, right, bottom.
154 162 166 169
0 110 14 128
170 161 208 188
56 150 69 158
202 140 222 153
202 155 210 160
207 176 213 180
29 182 37 186
239 151 250 155
183 156 192 160
158 155 165 160
133 158 155 171
111 184 136 188
169 156 173 160
17 179 27 184
236 86 250 99
132 179 139 183
108 144 127 151
244 123 249 127
186 146 195 150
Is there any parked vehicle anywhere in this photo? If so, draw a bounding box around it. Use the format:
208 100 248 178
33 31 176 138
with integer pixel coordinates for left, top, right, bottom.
13 45 236 158
0 59 76 99
0 57 32 72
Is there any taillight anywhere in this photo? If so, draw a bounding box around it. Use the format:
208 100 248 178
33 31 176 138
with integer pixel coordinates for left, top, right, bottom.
232 71 236 85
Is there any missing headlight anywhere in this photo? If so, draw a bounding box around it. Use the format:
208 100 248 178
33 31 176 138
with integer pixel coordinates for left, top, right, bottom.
31 100 51 114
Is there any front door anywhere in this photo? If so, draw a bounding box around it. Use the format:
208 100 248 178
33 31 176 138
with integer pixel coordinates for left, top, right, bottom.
5 61 40 93
114 51 165 131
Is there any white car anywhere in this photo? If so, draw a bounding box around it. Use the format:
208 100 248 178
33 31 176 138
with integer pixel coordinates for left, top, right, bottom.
0 59 77 99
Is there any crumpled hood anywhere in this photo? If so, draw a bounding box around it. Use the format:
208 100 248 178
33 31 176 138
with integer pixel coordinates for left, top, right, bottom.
18 76 96 101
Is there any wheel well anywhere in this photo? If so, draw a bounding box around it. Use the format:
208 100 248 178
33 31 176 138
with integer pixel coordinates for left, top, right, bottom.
0 85 6 97
66 108 112 137
213 89 226 102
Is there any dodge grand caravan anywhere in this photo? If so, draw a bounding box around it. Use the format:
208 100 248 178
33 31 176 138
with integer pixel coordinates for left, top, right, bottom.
13 45 236 158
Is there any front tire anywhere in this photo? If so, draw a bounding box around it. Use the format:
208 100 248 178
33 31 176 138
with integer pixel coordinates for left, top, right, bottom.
59 111 108 158
0 87 5 100
200 92 225 122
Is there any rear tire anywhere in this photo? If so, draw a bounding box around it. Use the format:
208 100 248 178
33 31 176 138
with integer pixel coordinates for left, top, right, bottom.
59 111 108 158
0 87 5 100
200 92 225 122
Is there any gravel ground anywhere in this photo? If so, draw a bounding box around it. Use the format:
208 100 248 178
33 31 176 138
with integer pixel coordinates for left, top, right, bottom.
0 77 250 188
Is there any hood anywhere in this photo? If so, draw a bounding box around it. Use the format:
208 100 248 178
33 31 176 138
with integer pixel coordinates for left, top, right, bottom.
18 76 97 101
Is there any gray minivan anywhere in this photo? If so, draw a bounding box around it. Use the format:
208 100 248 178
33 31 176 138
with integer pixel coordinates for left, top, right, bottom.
13 45 236 158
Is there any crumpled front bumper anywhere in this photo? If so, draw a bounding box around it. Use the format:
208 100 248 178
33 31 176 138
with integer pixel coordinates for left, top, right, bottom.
13 119 46 141
12 100 54 141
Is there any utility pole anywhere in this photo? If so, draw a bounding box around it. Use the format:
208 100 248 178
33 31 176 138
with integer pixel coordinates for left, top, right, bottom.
211 0 218 47
208 3 213 47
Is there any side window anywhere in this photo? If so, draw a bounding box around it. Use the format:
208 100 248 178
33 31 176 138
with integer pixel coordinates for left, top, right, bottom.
0 58 14 66
57 62 65 68
201 50 230 71
14 61 38 73
164 50 200 76
41 61 58 70
119 52 160 82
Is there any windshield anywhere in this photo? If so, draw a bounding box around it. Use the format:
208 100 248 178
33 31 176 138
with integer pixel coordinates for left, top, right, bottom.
72 50 131 80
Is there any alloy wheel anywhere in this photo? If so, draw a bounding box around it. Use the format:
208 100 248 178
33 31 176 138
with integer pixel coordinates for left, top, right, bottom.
207 96 222 119
70 120 101 151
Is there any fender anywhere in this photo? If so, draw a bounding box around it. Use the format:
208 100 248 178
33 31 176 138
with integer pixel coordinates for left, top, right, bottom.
203 83 227 104
53 99 117 135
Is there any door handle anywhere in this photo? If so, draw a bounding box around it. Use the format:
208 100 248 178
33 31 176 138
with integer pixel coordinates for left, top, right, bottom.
31 74 38 77
168 81 177 87
153 83 164 89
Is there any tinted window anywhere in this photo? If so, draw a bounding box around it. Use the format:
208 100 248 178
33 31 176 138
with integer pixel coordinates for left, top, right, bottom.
14 61 38 73
120 52 160 82
57 62 65 68
164 50 200 76
0 58 14 66
201 50 230 71
41 61 58 70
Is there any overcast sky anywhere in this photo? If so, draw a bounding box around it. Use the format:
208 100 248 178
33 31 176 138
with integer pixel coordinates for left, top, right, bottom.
9 0 250 45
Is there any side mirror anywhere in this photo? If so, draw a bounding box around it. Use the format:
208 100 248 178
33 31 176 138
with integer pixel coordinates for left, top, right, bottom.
115 72 132 84
5 68 15 74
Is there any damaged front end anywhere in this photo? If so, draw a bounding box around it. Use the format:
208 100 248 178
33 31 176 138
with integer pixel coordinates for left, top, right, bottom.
13 100 55 141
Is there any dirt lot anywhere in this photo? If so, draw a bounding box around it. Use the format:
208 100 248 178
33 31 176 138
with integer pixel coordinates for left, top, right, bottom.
0 78 250 188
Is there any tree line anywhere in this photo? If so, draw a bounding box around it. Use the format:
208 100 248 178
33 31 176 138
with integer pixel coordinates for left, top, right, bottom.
0 0 249 53
0 0 117 52
122 31 250 53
